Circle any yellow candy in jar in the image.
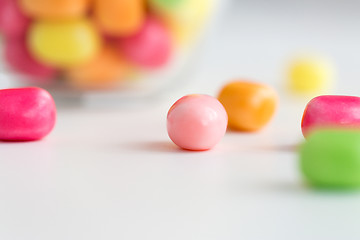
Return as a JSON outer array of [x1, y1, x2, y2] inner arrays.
[[288, 56, 335, 94], [19, 0, 89, 20], [65, 46, 129, 89], [94, 0, 145, 36], [153, 0, 213, 45], [28, 19, 102, 68]]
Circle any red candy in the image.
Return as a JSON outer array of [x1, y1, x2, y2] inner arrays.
[[0, 0, 30, 38], [301, 95, 360, 138], [4, 38, 56, 80], [119, 17, 172, 68], [0, 88, 56, 141]]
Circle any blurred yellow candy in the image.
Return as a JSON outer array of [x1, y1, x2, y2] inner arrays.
[[66, 46, 129, 89], [288, 56, 335, 94], [28, 19, 102, 68], [156, 0, 213, 45]]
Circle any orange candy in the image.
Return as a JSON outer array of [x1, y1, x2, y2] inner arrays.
[[218, 81, 278, 132], [19, 0, 89, 19], [65, 46, 128, 89], [94, 0, 145, 36]]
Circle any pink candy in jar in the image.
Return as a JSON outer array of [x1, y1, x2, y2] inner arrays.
[[301, 95, 360, 138], [0, 0, 30, 38], [167, 94, 228, 151], [4, 38, 56, 80], [119, 16, 172, 68]]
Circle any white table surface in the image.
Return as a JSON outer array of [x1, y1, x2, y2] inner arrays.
[[2, 1, 360, 239], [1, 98, 360, 240]]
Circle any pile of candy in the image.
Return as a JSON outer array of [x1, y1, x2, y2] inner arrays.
[[0, 0, 213, 89]]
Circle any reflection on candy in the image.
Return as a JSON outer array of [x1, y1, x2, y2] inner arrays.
[[288, 56, 335, 94], [0, 87, 56, 141], [4, 38, 56, 80], [300, 129, 360, 188], [28, 19, 101, 67], [0, 0, 30, 38], [167, 94, 228, 151], [119, 17, 172, 68], [218, 81, 277, 132], [66, 46, 128, 89], [94, 0, 145, 36], [301, 95, 360, 138], [19, 0, 89, 19]]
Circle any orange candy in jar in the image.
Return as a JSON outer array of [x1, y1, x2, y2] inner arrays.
[[19, 0, 89, 19], [66, 46, 130, 89], [218, 81, 278, 132], [94, 0, 145, 37]]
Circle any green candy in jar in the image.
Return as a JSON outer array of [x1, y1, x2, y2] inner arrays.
[[150, 0, 185, 11]]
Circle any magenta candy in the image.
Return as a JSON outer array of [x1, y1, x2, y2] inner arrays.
[[301, 95, 360, 138], [167, 94, 228, 151], [0, 0, 30, 38], [119, 17, 172, 68], [4, 38, 56, 80], [0, 88, 56, 141]]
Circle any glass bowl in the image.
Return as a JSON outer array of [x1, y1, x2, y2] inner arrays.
[[0, 0, 228, 106]]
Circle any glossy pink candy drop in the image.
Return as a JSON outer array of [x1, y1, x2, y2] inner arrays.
[[0, 88, 56, 141], [167, 94, 228, 151], [301, 95, 360, 138]]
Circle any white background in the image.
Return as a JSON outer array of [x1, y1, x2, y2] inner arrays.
[[1, 0, 360, 239]]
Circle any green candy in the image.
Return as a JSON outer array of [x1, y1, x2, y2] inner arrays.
[[300, 129, 360, 188], [150, 0, 185, 10]]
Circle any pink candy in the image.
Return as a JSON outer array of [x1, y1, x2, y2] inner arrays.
[[301, 95, 360, 138], [119, 17, 172, 68], [0, 87, 56, 141], [167, 94, 228, 151], [4, 38, 56, 80], [0, 0, 30, 38]]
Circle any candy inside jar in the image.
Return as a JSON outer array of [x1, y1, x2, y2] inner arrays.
[[0, 0, 218, 97]]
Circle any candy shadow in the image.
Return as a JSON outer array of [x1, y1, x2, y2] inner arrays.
[[252, 144, 299, 153], [0, 139, 39, 143], [221, 143, 299, 153], [240, 181, 360, 196], [123, 141, 183, 153]]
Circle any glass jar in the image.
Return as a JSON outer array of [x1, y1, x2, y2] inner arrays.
[[0, 0, 228, 106]]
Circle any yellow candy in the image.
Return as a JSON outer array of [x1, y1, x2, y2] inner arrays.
[[28, 19, 101, 68], [156, 0, 213, 46], [288, 56, 335, 94]]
